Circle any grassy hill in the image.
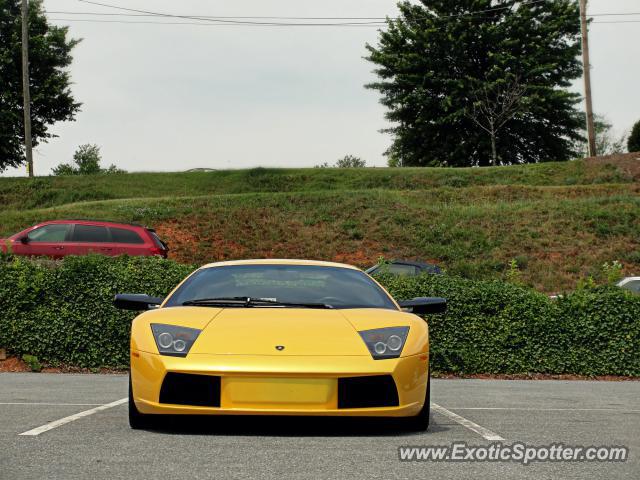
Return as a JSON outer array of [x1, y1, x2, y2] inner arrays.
[[1, 154, 638, 293]]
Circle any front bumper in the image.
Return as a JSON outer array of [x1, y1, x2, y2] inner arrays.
[[131, 350, 428, 417]]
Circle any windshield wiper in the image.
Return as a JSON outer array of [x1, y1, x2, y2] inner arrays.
[[181, 297, 333, 309]]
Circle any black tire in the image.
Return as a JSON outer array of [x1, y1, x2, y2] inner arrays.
[[404, 366, 431, 432], [129, 373, 151, 429]]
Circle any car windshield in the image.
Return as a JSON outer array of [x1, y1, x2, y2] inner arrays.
[[164, 264, 398, 310]]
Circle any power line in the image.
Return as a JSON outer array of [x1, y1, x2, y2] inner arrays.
[[45, 10, 640, 21], [47, 18, 384, 27], [71, 0, 553, 27], [589, 12, 640, 17], [47, 17, 640, 27], [46, 11, 390, 20], [76, 0, 387, 26], [592, 20, 640, 24], [39, 1, 640, 29]]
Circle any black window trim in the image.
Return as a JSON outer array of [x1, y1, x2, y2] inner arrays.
[[148, 230, 168, 250], [68, 223, 112, 244]]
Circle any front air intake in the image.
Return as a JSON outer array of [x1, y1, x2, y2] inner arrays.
[[338, 375, 399, 409], [159, 372, 220, 407]]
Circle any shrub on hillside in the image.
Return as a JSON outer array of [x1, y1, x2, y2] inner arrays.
[[335, 155, 366, 168], [52, 144, 126, 176], [315, 156, 367, 168], [628, 120, 640, 152], [0, 256, 638, 375]]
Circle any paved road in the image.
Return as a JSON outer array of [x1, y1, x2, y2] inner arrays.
[[1, 374, 638, 479]]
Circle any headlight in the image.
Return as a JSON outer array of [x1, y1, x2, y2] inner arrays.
[[150, 324, 201, 357], [359, 327, 409, 360]]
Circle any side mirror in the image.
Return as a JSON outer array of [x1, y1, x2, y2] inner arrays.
[[114, 294, 163, 311], [18, 236, 30, 244], [398, 297, 447, 315]]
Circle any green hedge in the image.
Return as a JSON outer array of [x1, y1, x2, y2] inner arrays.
[[0, 255, 638, 375], [381, 274, 640, 376], [0, 255, 193, 368]]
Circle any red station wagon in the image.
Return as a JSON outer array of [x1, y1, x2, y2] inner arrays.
[[0, 220, 169, 259]]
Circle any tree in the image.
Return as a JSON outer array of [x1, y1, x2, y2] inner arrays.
[[574, 115, 627, 158], [335, 155, 366, 168], [52, 144, 125, 175], [74, 143, 101, 175], [465, 76, 527, 166], [0, 0, 81, 172], [366, 0, 584, 167], [629, 120, 640, 153]]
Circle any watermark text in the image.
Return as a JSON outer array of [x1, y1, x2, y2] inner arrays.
[[398, 442, 628, 465]]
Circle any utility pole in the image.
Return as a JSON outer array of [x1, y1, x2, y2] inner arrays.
[[579, 0, 597, 157], [21, 0, 34, 177]]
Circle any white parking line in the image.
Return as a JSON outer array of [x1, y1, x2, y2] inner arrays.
[[18, 398, 128, 436], [432, 403, 505, 441], [447, 407, 640, 413], [0, 402, 103, 406]]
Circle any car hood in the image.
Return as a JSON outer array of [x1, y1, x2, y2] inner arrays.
[[189, 308, 373, 356]]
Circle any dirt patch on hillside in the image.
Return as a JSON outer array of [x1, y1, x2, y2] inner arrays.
[[155, 217, 391, 268], [0, 357, 30, 372], [155, 221, 199, 251], [155, 219, 246, 264], [584, 151, 640, 181], [332, 241, 386, 266]]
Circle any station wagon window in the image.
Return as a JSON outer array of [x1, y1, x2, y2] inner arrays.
[[27, 224, 70, 242], [370, 264, 418, 276], [71, 225, 110, 243], [386, 264, 419, 276], [110, 227, 144, 244]]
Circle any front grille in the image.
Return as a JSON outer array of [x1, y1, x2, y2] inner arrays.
[[159, 372, 220, 407], [338, 375, 399, 409]]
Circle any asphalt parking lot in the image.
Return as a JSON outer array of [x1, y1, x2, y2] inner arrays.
[[1, 374, 638, 479]]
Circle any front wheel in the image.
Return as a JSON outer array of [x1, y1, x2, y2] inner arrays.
[[129, 373, 151, 429], [404, 366, 430, 432]]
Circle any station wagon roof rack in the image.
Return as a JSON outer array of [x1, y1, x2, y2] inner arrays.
[[52, 219, 151, 229]]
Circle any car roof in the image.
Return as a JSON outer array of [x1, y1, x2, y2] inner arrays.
[[368, 259, 438, 269], [390, 260, 433, 268], [37, 219, 147, 229], [200, 259, 360, 270], [365, 259, 442, 274]]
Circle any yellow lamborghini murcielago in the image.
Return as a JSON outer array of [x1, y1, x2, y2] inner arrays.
[[114, 259, 446, 431]]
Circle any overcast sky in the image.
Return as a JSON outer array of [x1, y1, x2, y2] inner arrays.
[[4, 0, 639, 176]]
